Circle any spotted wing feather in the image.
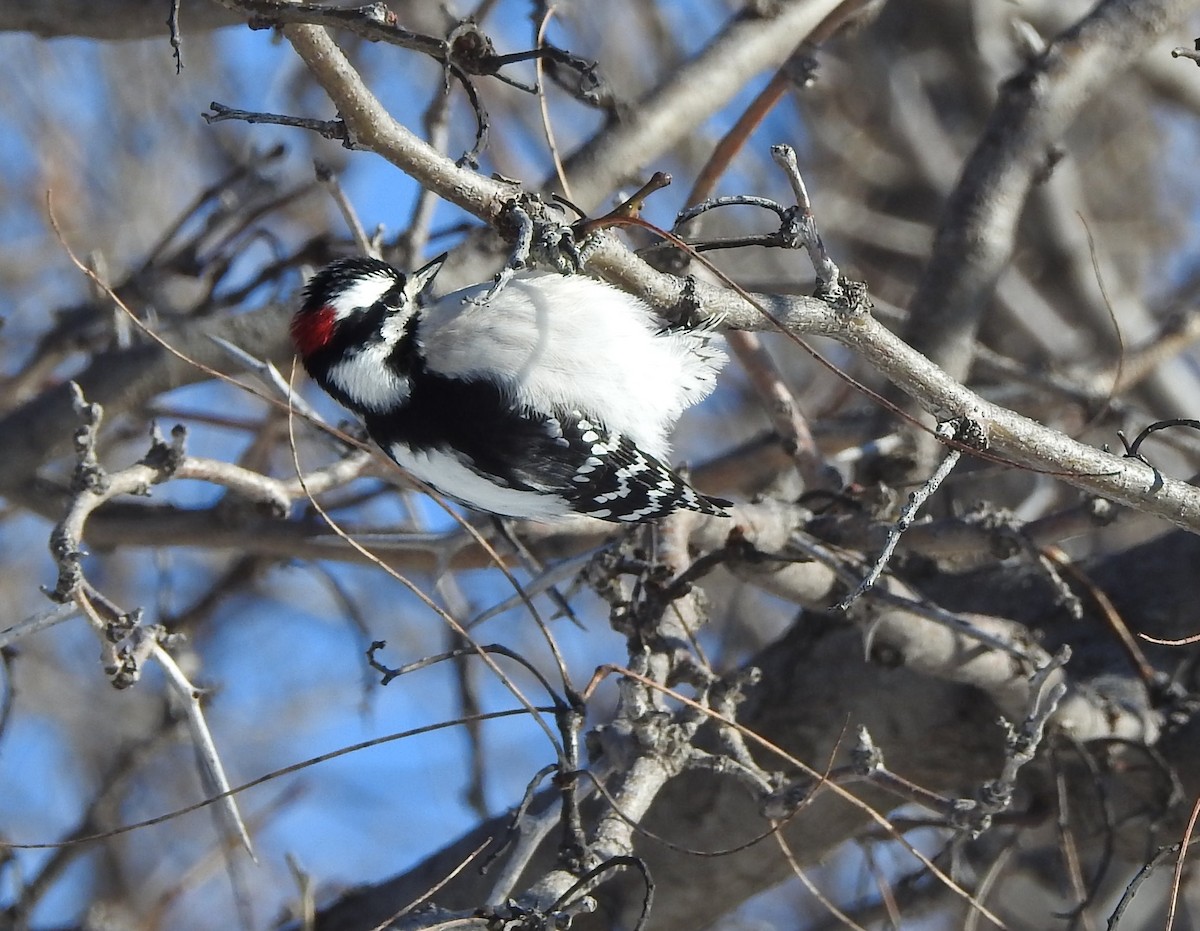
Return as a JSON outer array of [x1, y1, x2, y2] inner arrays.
[[556, 414, 729, 521]]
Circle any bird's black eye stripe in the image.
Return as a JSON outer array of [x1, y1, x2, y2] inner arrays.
[[351, 304, 391, 346], [377, 283, 406, 310]]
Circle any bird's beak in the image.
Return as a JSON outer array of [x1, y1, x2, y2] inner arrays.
[[404, 252, 448, 304]]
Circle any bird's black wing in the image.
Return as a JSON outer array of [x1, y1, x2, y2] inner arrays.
[[363, 373, 727, 521]]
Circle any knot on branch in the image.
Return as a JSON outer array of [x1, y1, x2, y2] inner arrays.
[[949, 797, 992, 837], [999, 715, 1036, 759], [69, 382, 108, 495], [45, 527, 85, 603], [821, 276, 872, 318], [760, 779, 812, 820], [506, 199, 584, 275], [141, 422, 188, 476], [663, 275, 729, 333], [104, 606, 142, 644], [586, 705, 682, 775], [106, 622, 165, 690], [106, 649, 141, 691], [975, 778, 1012, 816], [850, 725, 883, 776], [709, 665, 761, 716], [486, 895, 585, 930], [941, 414, 990, 452], [445, 18, 497, 70]]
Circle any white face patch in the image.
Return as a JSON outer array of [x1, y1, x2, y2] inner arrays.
[[329, 271, 397, 320], [379, 310, 411, 345], [328, 342, 411, 412]]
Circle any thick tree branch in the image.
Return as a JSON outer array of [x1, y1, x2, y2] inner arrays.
[[0, 0, 241, 39], [584, 235, 1200, 537], [905, 0, 1200, 382], [280, 22, 513, 222], [556, 0, 846, 208]]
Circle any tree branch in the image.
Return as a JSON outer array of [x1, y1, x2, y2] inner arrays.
[[905, 0, 1199, 382]]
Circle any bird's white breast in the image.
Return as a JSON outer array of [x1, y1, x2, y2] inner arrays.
[[385, 442, 574, 520]]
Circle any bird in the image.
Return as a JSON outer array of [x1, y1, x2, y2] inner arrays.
[[290, 254, 730, 522]]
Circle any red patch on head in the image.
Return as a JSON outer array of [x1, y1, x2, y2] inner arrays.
[[291, 305, 337, 357]]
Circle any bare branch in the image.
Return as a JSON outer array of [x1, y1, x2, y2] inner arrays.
[[905, 0, 1198, 383]]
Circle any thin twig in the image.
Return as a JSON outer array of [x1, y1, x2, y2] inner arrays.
[[1165, 792, 1200, 931], [535, 5, 572, 201], [836, 420, 963, 610], [770, 143, 841, 297], [204, 102, 354, 146], [0, 603, 78, 650], [373, 837, 494, 930], [1, 708, 548, 850], [153, 640, 255, 858], [314, 161, 373, 255], [167, 0, 184, 73]]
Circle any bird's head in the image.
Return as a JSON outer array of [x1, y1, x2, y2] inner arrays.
[[290, 254, 447, 363]]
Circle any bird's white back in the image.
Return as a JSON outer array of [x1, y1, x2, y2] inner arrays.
[[418, 274, 724, 457]]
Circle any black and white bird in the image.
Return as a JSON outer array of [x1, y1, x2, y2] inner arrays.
[[291, 254, 729, 522]]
